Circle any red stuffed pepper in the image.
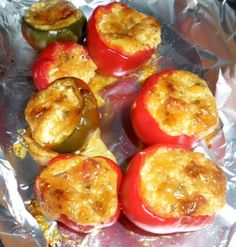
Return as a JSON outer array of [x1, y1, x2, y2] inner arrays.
[[86, 2, 161, 76], [131, 70, 219, 148], [25, 77, 100, 153], [35, 154, 122, 233], [119, 144, 226, 234], [33, 41, 97, 90]]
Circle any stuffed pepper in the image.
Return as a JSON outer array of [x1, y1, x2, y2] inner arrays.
[[119, 144, 226, 234], [86, 2, 161, 76], [35, 154, 122, 233], [131, 70, 219, 147], [33, 41, 97, 90], [22, 0, 86, 51], [25, 77, 100, 153]]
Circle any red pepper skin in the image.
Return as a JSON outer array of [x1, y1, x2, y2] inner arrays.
[[35, 154, 123, 233], [32, 41, 92, 90], [86, 2, 155, 77], [119, 144, 214, 234], [131, 70, 196, 148]]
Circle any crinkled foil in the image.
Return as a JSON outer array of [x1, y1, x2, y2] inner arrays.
[[0, 0, 236, 246]]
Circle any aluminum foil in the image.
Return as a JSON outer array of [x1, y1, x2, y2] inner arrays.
[[0, 0, 236, 246]]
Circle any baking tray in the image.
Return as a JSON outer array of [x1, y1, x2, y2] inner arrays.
[[0, 0, 236, 246]]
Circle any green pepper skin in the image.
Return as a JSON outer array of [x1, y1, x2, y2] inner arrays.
[[25, 77, 100, 154], [51, 89, 100, 154], [21, 16, 86, 51]]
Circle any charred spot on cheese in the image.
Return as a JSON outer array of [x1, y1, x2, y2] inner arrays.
[[36, 156, 118, 225], [25, 78, 86, 147], [47, 45, 97, 84], [147, 71, 219, 137], [140, 147, 226, 217], [96, 3, 161, 55], [24, 0, 84, 31]]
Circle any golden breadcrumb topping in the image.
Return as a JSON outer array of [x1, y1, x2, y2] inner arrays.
[[47, 44, 97, 84], [97, 3, 161, 55], [23, 128, 116, 166], [147, 71, 219, 137], [136, 55, 159, 83], [37, 156, 118, 225], [89, 72, 117, 95], [78, 128, 117, 163], [24, 0, 83, 30], [25, 78, 84, 147], [140, 147, 226, 217], [88, 72, 117, 107]]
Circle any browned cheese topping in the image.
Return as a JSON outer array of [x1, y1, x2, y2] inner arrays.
[[97, 3, 161, 55], [37, 156, 118, 225], [25, 78, 84, 147], [147, 71, 219, 137], [24, 0, 83, 30], [140, 147, 226, 217], [47, 45, 97, 84]]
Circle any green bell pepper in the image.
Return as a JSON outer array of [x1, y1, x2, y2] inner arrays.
[[21, 0, 86, 51]]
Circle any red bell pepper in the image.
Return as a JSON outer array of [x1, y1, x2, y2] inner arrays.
[[33, 41, 97, 90], [35, 154, 123, 233], [119, 144, 226, 234], [86, 2, 161, 76], [131, 70, 219, 148]]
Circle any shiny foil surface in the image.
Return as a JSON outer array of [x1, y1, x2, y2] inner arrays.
[[0, 0, 236, 246]]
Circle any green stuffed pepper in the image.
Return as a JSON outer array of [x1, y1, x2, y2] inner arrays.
[[22, 0, 86, 51]]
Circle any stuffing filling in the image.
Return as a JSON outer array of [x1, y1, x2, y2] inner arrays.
[[140, 147, 226, 217]]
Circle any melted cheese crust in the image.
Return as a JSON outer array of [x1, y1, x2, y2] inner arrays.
[[78, 128, 117, 163], [97, 3, 161, 55], [37, 156, 118, 225], [47, 45, 97, 84], [23, 128, 116, 166], [24, 0, 83, 30], [23, 133, 58, 166], [140, 147, 226, 217], [88, 72, 117, 107], [147, 71, 219, 137], [89, 72, 117, 95], [25, 78, 84, 147]]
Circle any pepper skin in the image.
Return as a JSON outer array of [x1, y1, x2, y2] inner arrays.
[[22, 0, 86, 51], [86, 2, 161, 76], [32, 41, 97, 90], [25, 77, 100, 153], [35, 154, 123, 233], [119, 144, 226, 234], [131, 70, 219, 148]]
